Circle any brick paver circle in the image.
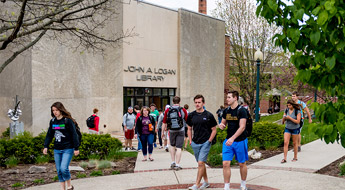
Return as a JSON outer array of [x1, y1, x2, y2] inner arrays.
[[128, 183, 278, 190]]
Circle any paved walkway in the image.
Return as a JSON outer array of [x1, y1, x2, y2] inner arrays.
[[25, 139, 345, 190]]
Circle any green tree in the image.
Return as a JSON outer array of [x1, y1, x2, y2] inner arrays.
[[0, 0, 134, 74], [213, 0, 288, 116], [256, 0, 345, 147]]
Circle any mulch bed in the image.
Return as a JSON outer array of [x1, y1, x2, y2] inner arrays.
[[316, 155, 345, 179], [0, 157, 136, 190]]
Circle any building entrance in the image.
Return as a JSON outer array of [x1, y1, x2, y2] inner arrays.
[[123, 87, 176, 113]]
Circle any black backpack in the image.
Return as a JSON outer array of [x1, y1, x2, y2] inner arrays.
[[167, 107, 184, 130], [51, 117, 82, 145], [86, 115, 96, 128], [225, 106, 252, 137]]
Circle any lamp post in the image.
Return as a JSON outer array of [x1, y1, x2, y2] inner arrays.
[[254, 49, 263, 122]]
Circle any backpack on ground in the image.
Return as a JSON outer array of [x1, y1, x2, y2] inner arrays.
[[167, 107, 184, 130], [86, 115, 96, 128], [235, 106, 253, 137]]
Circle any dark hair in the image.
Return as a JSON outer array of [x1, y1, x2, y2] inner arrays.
[[193, 94, 205, 103], [292, 91, 298, 96], [93, 108, 98, 114], [51, 102, 77, 124], [173, 96, 180, 104], [228, 90, 239, 101], [158, 108, 162, 112], [220, 105, 225, 109], [287, 99, 301, 110], [134, 105, 140, 111], [150, 103, 156, 107], [184, 104, 189, 110]]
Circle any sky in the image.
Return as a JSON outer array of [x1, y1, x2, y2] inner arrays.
[[143, 0, 218, 15]]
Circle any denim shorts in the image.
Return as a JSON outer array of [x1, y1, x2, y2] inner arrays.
[[191, 140, 211, 162], [222, 138, 248, 163], [284, 128, 300, 135]]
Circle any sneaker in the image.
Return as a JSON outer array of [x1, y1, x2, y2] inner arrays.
[[130, 147, 136, 150], [174, 165, 182, 171], [170, 163, 176, 169], [124, 147, 128, 151], [298, 146, 301, 152], [165, 147, 169, 152], [159, 146, 163, 149], [188, 184, 198, 190], [137, 149, 142, 152], [200, 182, 210, 189], [239, 187, 247, 190]]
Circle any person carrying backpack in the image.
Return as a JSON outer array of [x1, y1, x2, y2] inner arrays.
[[162, 96, 188, 170], [216, 105, 225, 124], [86, 108, 100, 134], [123, 106, 137, 150], [281, 99, 302, 164], [219, 91, 249, 190], [43, 102, 80, 190]]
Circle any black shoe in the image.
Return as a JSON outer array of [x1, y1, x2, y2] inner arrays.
[[130, 147, 136, 150], [125, 147, 128, 151]]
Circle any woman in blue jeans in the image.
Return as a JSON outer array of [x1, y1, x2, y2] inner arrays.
[[43, 102, 80, 190], [135, 106, 156, 161]]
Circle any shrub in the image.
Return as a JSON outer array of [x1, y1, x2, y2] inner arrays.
[[216, 127, 227, 143], [12, 182, 24, 187], [97, 160, 112, 170], [263, 140, 281, 150], [90, 170, 103, 177], [248, 121, 284, 149], [207, 154, 222, 167], [1, 127, 10, 139], [0, 132, 122, 165], [5, 156, 19, 168], [33, 179, 45, 184], [340, 162, 345, 176], [76, 172, 87, 178], [209, 142, 223, 155], [88, 153, 101, 160], [112, 170, 120, 175], [52, 176, 59, 181], [35, 155, 50, 164], [79, 161, 88, 169]]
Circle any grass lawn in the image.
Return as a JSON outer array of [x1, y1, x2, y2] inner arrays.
[[259, 111, 284, 122]]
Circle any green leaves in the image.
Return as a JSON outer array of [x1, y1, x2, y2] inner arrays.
[[312, 6, 321, 15], [268, 0, 278, 12], [326, 56, 336, 70], [295, 9, 304, 20], [310, 31, 321, 46], [287, 28, 301, 44], [317, 10, 328, 25]]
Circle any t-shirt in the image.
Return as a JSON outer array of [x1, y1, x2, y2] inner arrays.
[[157, 113, 164, 129], [123, 113, 136, 130], [297, 100, 307, 119], [141, 116, 151, 135], [187, 110, 217, 144], [222, 105, 247, 142], [285, 109, 301, 129]]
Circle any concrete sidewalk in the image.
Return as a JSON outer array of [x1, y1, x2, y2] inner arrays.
[[25, 140, 345, 190]]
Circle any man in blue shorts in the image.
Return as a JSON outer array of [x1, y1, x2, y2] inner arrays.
[[187, 94, 217, 190], [219, 91, 248, 190]]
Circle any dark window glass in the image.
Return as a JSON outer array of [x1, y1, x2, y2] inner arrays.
[[127, 88, 134, 96], [153, 88, 161, 96], [169, 89, 175, 96], [162, 89, 168, 96], [136, 88, 144, 96]]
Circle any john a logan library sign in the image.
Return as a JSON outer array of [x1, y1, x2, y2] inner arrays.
[[124, 65, 176, 81]]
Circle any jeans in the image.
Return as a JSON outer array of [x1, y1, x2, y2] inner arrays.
[[139, 133, 154, 156], [157, 128, 163, 146], [191, 140, 211, 162], [54, 149, 74, 182], [137, 132, 142, 150]]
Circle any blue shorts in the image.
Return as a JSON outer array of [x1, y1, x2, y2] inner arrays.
[[191, 140, 211, 162], [284, 128, 300, 135], [222, 138, 248, 163]]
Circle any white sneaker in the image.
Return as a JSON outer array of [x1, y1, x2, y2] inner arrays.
[[224, 187, 230, 190], [200, 182, 210, 189], [188, 184, 198, 190]]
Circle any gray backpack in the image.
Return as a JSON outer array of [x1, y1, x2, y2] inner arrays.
[[167, 107, 183, 130]]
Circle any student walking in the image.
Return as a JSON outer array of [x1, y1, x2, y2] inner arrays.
[[123, 106, 137, 150], [157, 108, 164, 149], [219, 91, 249, 190], [135, 106, 156, 161], [291, 91, 312, 151], [282, 99, 302, 163], [43, 102, 80, 190], [86, 108, 99, 134], [183, 104, 190, 150], [134, 105, 142, 151], [216, 105, 225, 124], [150, 103, 159, 148], [187, 94, 217, 190], [162, 96, 188, 170]]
